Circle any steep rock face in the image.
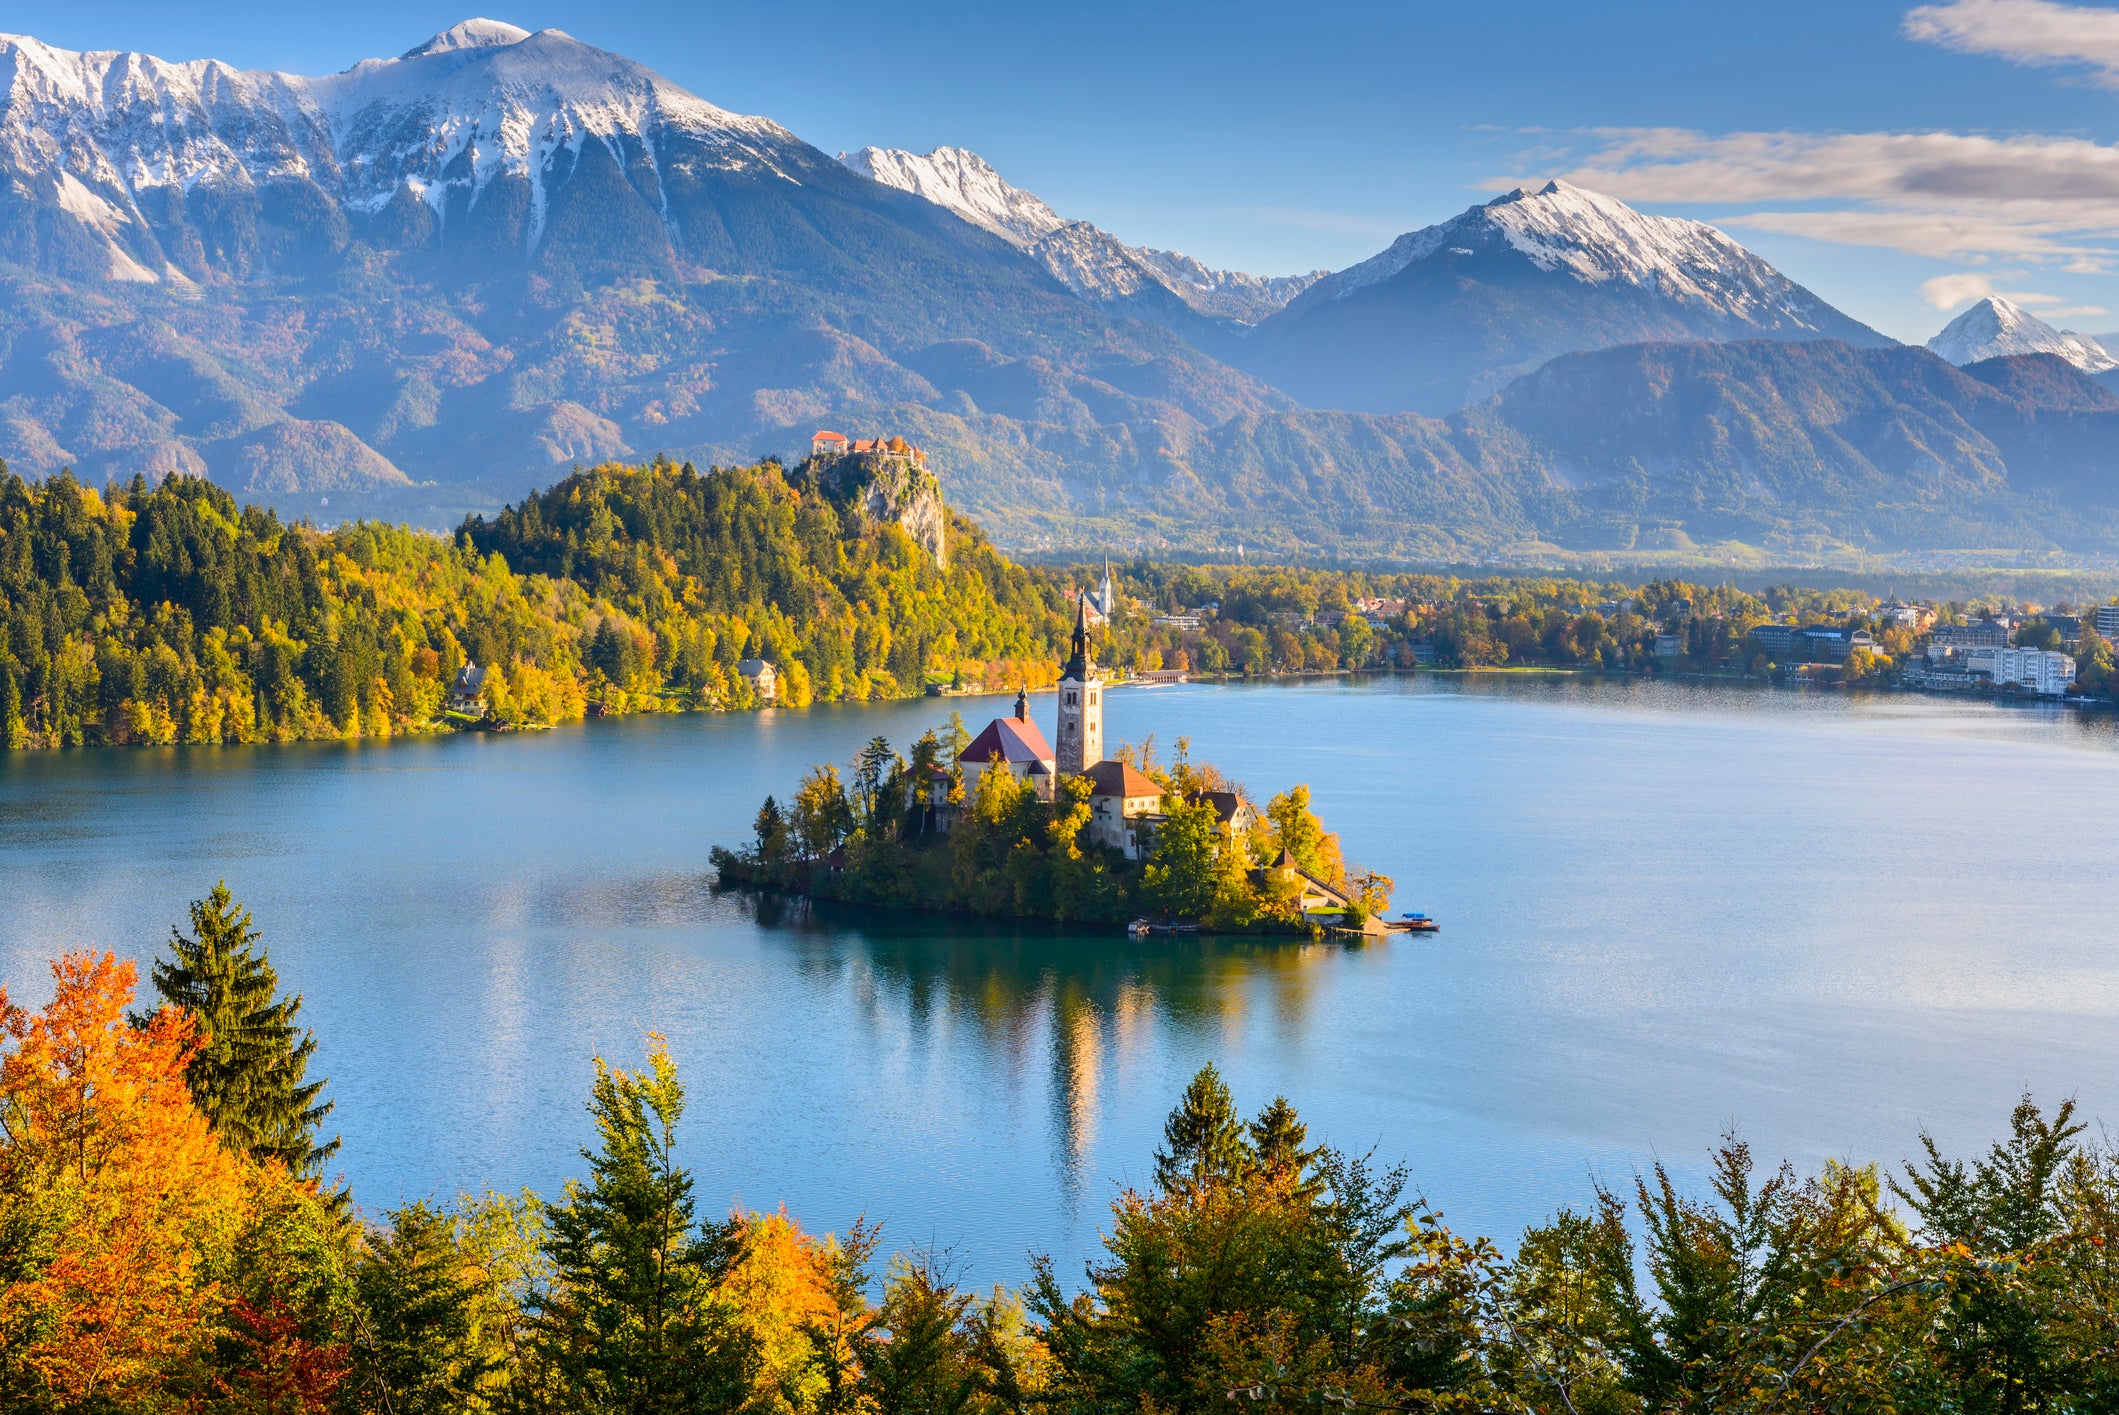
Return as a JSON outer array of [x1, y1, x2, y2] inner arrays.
[[840, 145, 1323, 326], [1237, 181, 1892, 416], [811, 449, 949, 567], [1927, 296, 2116, 373]]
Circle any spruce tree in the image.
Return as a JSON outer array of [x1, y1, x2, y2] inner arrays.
[[354, 1202, 495, 1415], [149, 882, 338, 1177], [537, 1039, 722, 1412], [1153, 1064, 1253, 1193]]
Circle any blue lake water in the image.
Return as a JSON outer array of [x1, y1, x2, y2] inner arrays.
[[4, 675, 2118, 1286]]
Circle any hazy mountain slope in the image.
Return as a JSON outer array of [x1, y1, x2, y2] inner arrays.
[[1927, 296, 2116, 373], [1236, 181, 1892, 416], [841, 145, 1323, 326]]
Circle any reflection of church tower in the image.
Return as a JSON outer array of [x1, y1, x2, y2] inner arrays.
[[1056, 596, 1103, 776]]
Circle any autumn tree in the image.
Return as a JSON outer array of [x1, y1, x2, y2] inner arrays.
[[145, 882, 338, 1179]]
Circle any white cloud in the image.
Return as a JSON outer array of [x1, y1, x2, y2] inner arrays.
[[1905, 0, 2119, 85], [2045, 303, 2112, 315], [1921, 272, 1997, 307], [1495, 126, 2119, 263]]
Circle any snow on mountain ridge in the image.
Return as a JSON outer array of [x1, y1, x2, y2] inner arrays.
[[0, 21, 800, 275], [1308, 179, 1815, 326], [1926, 296, 2117, 373], [840, 144, 1322, 324], [839, 146, 1064, 246]]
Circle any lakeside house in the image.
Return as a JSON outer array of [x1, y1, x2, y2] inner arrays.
[[1933, 621, 2011, 650], [448, 662, 489, 715], [738, 658, 778, 703]]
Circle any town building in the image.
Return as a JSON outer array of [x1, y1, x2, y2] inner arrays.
[[1977, 647, 2076, 696], [738, 658, 777, 703], [2095, 605, 2119, 639], [1933, 621, 2011, 649], [1653, 634, 1685, 658], [1751, 624, 1797, 657], [956, 690, 1057, 801], [1795, 626, 1879, 662]]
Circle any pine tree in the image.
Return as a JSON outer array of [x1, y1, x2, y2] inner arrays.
[[1153, 1063, 1253, 1193], [148, 882, 337, 1177], [536, 1038, 722, 1412], [1249, 1096, 1322, 1189], [353, 1202, 495, 1415]]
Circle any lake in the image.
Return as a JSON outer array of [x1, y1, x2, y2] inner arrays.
[[4, 674, 2118, 1286]]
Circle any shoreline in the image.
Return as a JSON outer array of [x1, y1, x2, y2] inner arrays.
[[3, 665, 2104, 761]]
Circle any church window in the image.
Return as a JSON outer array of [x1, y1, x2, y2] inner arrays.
[[1066, 691, 1077, 705]]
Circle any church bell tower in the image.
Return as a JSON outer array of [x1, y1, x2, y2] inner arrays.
[[1055, 596, 1103, 776]]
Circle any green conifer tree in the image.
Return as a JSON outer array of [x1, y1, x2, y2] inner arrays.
[[148, 882, 338, 1177], [354, 1201, 496, 1415], [1153, 1063, 1253, 1193], [536, 1039, 724, 1411]]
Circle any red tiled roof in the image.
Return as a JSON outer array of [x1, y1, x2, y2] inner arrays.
[[812, 430, 849, 443], [1084, 760, 1162, 798], [958, 714, 1055, 766]]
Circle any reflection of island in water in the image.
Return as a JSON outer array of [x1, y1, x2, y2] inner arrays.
[[730, 890, 1347, 1202]]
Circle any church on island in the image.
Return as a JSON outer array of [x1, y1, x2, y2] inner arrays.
[[943, 599, 1166, 859]]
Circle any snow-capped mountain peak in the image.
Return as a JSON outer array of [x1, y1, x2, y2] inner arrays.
[[1926, 296, 2116, 373], [840, 144, 1322, 324], [0, 21, 802, 280], [1304, 179, 1820, 327], [401, 18, 533, 58]]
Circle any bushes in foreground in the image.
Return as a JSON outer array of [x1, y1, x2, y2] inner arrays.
[[6, 891, 2119, 1411]]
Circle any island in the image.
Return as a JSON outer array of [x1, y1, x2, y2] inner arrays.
[[712, 601, 1396, 934]]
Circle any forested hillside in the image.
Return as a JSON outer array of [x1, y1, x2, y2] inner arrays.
[[0, 460, 1071, 749]]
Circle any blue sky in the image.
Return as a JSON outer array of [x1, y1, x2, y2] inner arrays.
[[11, 0, 2119, 342]]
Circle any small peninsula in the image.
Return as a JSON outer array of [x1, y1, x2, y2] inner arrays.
[[712, 601, 1395, 933]]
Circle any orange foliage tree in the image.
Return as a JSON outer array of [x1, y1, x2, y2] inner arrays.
[[0, 951, 348, 1413]]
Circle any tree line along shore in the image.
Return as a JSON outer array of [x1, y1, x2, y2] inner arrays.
[[5, 885, 2118, 1411], [8, 456, 2113, 752]]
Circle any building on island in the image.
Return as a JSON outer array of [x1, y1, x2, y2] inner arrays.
[[1254, 848, 1354, 918], [1055, 599, 1104, 777], [939, 597, 1171, 860], [738, 658, 778, 703], [957, 690, 1057, 802], [448, 662, 489, 716], [1084, 761, 1164, 859], [1189, 790, 1258, 835]]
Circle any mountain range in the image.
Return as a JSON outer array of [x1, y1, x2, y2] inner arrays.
[[0, 19, 2115, 565]]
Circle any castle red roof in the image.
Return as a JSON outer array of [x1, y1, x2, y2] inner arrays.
[[812, 430, 849, 444]]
